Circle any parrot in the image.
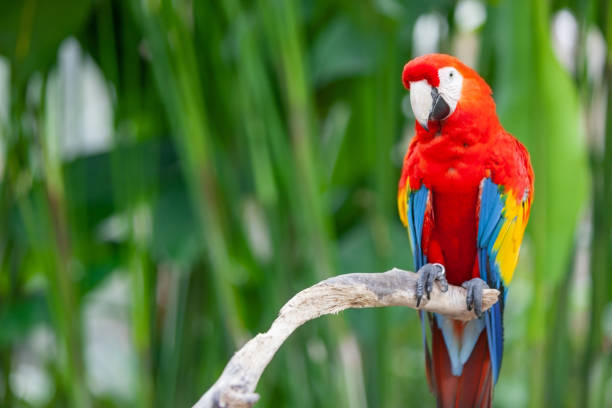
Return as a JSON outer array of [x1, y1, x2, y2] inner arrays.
[[397, 54, 534, 407]]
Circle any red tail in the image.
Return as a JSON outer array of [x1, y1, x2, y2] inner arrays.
[[427, 321, 493, 408]]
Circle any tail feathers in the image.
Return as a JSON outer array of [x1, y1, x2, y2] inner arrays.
[[428, 322, 493, 408]]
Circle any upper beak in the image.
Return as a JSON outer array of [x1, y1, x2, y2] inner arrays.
[[409, 80, 451, 132]]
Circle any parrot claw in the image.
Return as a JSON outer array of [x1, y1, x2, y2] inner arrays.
[[461, 278, 489, 317], [415, 263, 448, 308]]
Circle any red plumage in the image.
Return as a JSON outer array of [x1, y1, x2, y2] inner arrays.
[[431, 323, 492, 407], [398, 54, 534, 407]]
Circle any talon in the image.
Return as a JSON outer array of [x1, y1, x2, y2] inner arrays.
[[461, 278, 489, 317], [434, 264, 449, 292], [465, 287, 473, 310], [415, 263, 447, 307], [416, 278, 424, 307]]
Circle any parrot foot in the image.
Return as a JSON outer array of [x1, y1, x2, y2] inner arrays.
[[415, 263, 448, 307], [461, 278, 490, 318]]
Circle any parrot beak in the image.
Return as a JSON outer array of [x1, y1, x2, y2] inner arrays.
[[429, 87, 451, 122], [409, 80, 452, 132], [409, 80, 433, 131]]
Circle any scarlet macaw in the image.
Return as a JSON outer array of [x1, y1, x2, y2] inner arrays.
[[398, 54, 533, 407]]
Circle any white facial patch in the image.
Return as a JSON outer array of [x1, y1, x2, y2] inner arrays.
[[409, 79, 433, 128], [437, 67, 463, 117]]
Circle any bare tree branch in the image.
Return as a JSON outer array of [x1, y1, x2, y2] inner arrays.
[[192, 268, 500, 408]]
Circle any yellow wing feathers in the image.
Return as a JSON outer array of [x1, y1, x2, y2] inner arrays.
[[398, 184, 409, 227], [492, 190, 531, 285]]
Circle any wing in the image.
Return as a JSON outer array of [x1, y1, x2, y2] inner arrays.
[[399, 176, 437, 389], [398, 181, 432, 270], [477, 177, 532, 383]]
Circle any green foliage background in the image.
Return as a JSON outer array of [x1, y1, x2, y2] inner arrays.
[[0, 0, 610, 407]]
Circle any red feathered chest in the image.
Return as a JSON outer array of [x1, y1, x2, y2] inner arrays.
[[402, 122, 524, 284]]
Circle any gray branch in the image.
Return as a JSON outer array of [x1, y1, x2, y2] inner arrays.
[[192, 268, 500, 408]]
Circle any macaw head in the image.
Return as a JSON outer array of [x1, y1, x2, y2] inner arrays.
[[402, 53, 495, 133]]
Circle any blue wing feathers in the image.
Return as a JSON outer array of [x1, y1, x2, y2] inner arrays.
[[478, 179, 504, 248], [477, 178, 508, 383], [485, 302, 503, 382], [409, 185, 429, 270], [408, 186, 430, 352]]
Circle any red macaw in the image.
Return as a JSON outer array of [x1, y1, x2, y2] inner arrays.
[[397, 54, 534, 407]]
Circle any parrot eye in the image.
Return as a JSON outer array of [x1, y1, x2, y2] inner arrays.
[[436, 66, 464, 118]]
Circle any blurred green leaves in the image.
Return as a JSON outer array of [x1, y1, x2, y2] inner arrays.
[[492, 0, 591, 404], [0, 0, 94, 84], [311, 18, 378, 86], [0, 0, 610, 407]]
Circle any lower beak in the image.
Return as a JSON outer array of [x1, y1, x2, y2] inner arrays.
[[429, 88, 451, 122]]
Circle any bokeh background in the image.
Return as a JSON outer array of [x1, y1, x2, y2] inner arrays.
[[0, 0, 611, 407]]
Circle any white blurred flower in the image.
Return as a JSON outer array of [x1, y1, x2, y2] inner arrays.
[[47, 38, 114, 161], [551, 9, 578, 73], [242, 198, 272, 262], [455, 0, 486, 32], [586, 26, 607, 83], [84, 272, 137, 401], [413, 13, 448, 57]]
